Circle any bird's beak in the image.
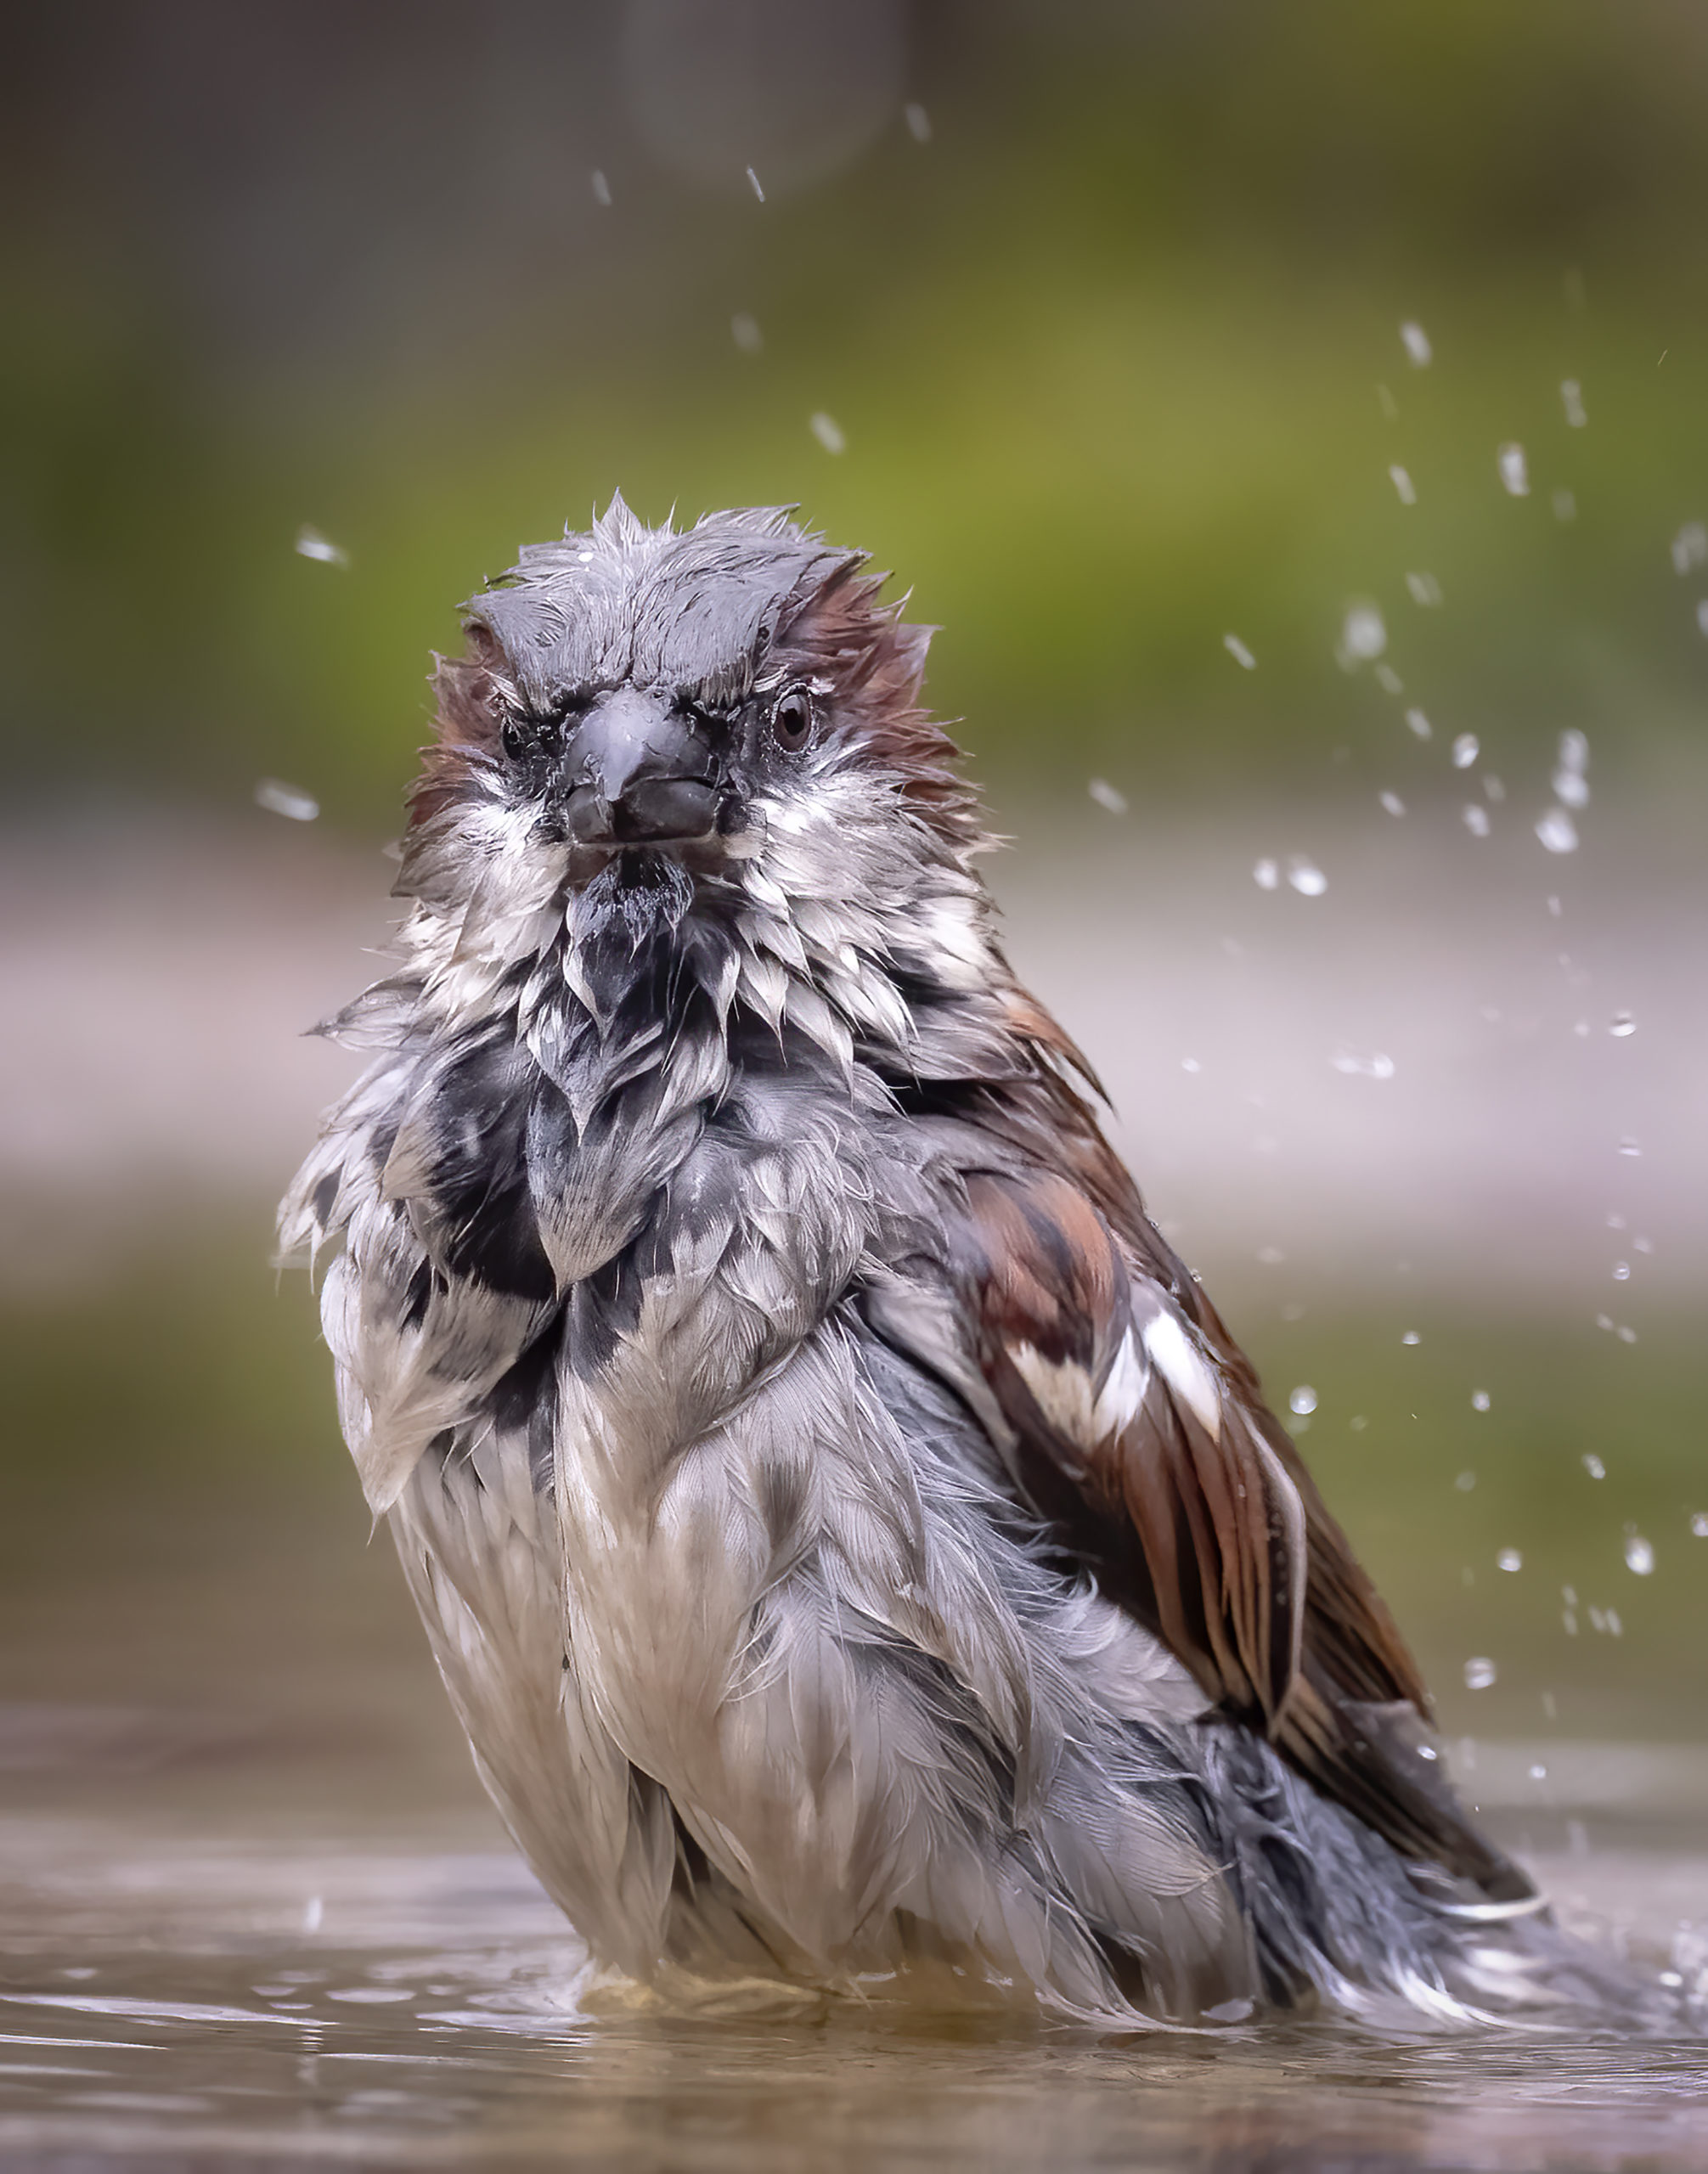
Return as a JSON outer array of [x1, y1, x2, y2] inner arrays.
[[559, 690, 720, 847]]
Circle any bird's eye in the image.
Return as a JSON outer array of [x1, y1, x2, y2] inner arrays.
[[770, 689, 815, 752], [499, 714, 528, 762]]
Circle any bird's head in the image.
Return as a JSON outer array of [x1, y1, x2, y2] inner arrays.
[[402, 499, 978, 957]]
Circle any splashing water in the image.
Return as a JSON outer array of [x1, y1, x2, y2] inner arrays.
[[294, 525, 348, 567], [1616, 1137, 1641, 1157], [809, 412, 846, 454], [1087, 778, 1128, 815], [1553, 488, 1577, 522], [1253, 858, 1279, 891], [254, 780, 319, 822], [746, 166, 765, 201], [1399, 321, 1433, 367], [731, 313, 764, 353], [1671, 521, 1706, 575], [1463, 1657, 1497, 1691], [1404, 707, 1432, 741], [1223, 633, 1256, 669], [1389, 465, 1417, 506], [1625, 1534, 1655, 1577], [1463, 804, 1491, 837], [1378, 791, 1406, 817], [590, 169, 612, 206], [1497, 443, 1530, 498], [1339, 601, 1387, 662], [1405, 570, 1442, 606], [1288, 1386, 1317, 1416], [1472, 1391, 1491, 1412], [1536, 808, 1579, 854], [1452, 733, 1480, 769], [1286, 857, 1328, 897], [1583, 1454, 1607, 1480], [904, 103, 932, 143], [1561, 379, 1587, 428], [1497, 1548, 1521, 1572], [1331, 1048, 1395, 1079]]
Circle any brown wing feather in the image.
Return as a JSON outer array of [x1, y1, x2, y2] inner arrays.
[[938, 1049, 1533, 1903]]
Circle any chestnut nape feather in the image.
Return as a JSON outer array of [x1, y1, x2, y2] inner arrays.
[[278, 498, 1676, 2033]]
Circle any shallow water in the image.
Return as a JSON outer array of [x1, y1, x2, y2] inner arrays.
[[4, 1805, 1708, 2171]]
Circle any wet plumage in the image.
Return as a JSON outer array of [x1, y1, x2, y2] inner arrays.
[[281, 499, 1673, 2028]]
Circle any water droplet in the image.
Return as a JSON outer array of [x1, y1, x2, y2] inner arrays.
[[1330, 1047, 1395, 1079], [809, 412, 846, 454], [1087, 776, 1127, 815], [1535, 808, 1578, 854], [1497, 1547, 1522, 1573], [1472, 1390, 1491, 1412], [1404, 707, 1432, 741], [1552, 488, 1577, 522], [1378, 790, 1406, 817], [1287, 857, 1328, 897], [254, 779, 319, 822], [1553, 768, 1590, 808], [1256, 1246, 1285, 1265], [1547, 894, 1562, 916], [731, 312, 764, 354], [904, 102, 932, 144], [1497, 443, 1530, 497], [590, 168, 612, 206], [1633, 1235, 1653, 1254], [1609, 1012, 1634, 1037], [1691, 1513, 1708, 1538], [1389, 465, 1418, 506], [1339, 601, 1387, 662], [1612, 1261, 1631, 1281], [295, 525, 348, 567], [1377, 383, 1398, 419], [1560, 379, 1587, 429], [1484, 775, 1506, 803], [1451, 733, 1480, 769], [1289, 1386, 1317, 1416], [1463, 803, 1491, 837], [1625, 1533, 1655, 1576], [746, 166, 766, 201], [1181, 1056, 1200, 1073], [1223, 632, 1256, 669], [1373, 663, 1403, 695], [1697, 600, 1708, 638], [1350, 1414, 1367, 1432], [1616, 1324, 1638, 1344], [1581, 1454, 1605, 1479], [1253, 858, 1279, 891], [1401, 1331, 1421, 1346], [303, 1895, 324, 1933], [1455, 1470, 1476, 1491], [1405, 571, 1442, 607], [1616, 1136, 1641, 1157], [1529, 1762, 1548, 1783], [1671, 521, 1707, 576], [1463, 1657, 1497, 1691], [1399, 321, 1433, 368]]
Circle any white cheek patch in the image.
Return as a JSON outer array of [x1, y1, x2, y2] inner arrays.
[[1141, 1310, 1223, 1439]]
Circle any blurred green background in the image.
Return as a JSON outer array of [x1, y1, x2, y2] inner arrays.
[[2, 1, 1705, 1832]]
